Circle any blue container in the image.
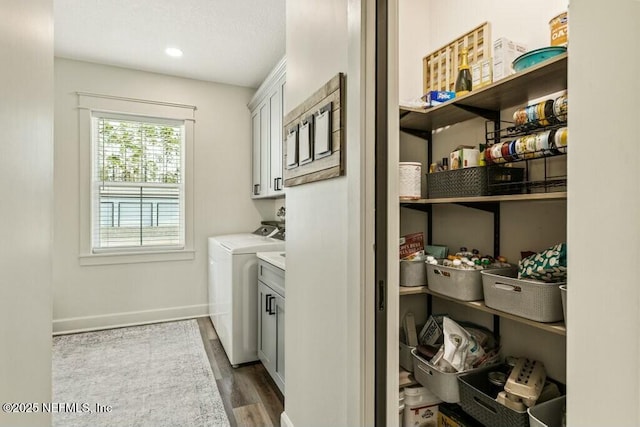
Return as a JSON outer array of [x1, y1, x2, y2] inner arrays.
[[512, 46, 567, 72]]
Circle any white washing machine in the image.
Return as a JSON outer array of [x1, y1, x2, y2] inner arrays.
[[208, 225, 285, 366]]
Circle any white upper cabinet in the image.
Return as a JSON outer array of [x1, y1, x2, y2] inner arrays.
[[248, 57, 286, 199]]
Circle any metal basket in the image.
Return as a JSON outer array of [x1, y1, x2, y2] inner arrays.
[[427, 166, 524, 198]]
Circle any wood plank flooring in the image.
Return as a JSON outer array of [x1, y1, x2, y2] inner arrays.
[[197, 317, 284, 427]]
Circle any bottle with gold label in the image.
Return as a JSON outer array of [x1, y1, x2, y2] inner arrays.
[[455, 48, 472, 96]]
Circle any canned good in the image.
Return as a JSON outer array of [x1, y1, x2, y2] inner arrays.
[[544, 99, 557, 125], [524, 135, 537, 159], [535, 131, 551, 157], [501, 141, 512, 162], [550, 11, 568, 47], [513, 108, 527, 126], [515, 138, 527, 157], [554, 94, 568, 122], [555, 127, 568, 153], [485, 146, 494, 164], [491, 144, 504, 163]]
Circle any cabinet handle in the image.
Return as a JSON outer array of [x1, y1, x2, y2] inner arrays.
[[254, 184, 260, 195], [268, 296, 276, 315], [276, 177, 283, 190], [273, 178, 278, 191], [265, 293, 272, 312]]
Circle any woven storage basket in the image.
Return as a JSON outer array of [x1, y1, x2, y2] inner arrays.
[[427, 166, 524, 198], [458, 365, 530, 427], [412, 348, 469, 403], [481, 271, 565, 322], [427, 264, 514, 301], [528, 395, 566, 427]]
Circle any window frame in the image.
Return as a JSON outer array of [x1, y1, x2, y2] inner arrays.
[[77, 93, 196, 266]]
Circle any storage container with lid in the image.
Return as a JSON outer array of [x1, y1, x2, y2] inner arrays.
[[403, 385, 441, 427]]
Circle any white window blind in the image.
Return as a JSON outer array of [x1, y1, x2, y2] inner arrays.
[[92, 114, 185, 251]]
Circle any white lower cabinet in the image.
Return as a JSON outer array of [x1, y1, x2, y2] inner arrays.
[[257, 261, 285, 393]]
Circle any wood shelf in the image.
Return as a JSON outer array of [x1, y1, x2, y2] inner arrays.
[[400, 53, 567, 133], [400, 191, 567, 207], [399, 368, 418, 388], [400, 285, 566, 336], [399, 285, 429, 296]]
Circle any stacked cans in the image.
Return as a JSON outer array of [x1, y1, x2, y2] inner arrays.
[[486, 127, 568, 164], [512, 94, 568, 128]]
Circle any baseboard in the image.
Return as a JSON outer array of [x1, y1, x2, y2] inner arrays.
[[52, 304, 209, 335], [281, 411, 294, 427]]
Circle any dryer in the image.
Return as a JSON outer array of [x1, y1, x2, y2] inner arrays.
[[208, 225, 285, 366]]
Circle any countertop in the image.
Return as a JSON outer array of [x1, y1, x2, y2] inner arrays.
[[257, 251, 285, 271]]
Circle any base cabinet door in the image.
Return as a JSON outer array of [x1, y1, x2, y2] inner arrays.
[[274, 294, 285, 389], [258, 281, 277, 371]]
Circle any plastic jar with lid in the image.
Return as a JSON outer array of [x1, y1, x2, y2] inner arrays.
[[403, 386, 441, 427]]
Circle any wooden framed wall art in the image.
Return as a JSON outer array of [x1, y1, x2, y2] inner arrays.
[[283, 73, 345, 187]]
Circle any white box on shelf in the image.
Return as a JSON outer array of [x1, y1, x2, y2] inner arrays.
[[492, 37, 527, 82]]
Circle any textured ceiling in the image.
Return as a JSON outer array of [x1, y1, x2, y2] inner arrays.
[[54, 0, 286, 88]]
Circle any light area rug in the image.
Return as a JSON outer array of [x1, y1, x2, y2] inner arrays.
[[53, 320, 230, 427]]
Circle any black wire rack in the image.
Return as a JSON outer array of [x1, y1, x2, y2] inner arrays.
[[484, 120, 567, 194]]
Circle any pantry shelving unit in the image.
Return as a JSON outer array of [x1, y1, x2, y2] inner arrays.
[[399, 53, 568, 342]]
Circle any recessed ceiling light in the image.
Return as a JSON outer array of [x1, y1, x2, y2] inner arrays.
[[165, 47, 183, 58]]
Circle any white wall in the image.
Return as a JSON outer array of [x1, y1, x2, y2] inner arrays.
[[568, 1, 640, 425], [53, 58, 276, 332], [0, 1, 53, 426], [399, 0, 567, 100], [398, 0, 570, 382], [284, 0, 371, 426]]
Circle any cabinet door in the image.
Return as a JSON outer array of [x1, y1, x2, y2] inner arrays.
[[268, 76, 285, 195], [251, 110, 262, 197], [275, 294, 285, 389], [259, 101, 271, 197], [257, 281, 277, 370]]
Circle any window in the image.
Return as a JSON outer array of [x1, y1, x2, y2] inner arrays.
[[78, 93, 195, 265], [92, 114, 184, 251]]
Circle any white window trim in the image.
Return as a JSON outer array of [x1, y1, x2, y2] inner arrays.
[[78, 92, 196, 266]]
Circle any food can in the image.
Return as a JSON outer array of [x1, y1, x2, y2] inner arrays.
[[513, 108, 527, 126], [399, 162, 422, 200], [554, 94, 568, 122], [501, 141, 512, 162], [544, 99, 557, 124], [515, 138, 527, 157], [535, 131, 551, 157], [548, 129, 560, 154], [485, 146, 494, 164], [550, 11, 568, 47], [524, 135, 537, 159], [490, 144, 503, 163], [555, 127, 568, 153]]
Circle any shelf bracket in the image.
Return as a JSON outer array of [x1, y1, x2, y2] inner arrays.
[[400, 203, 431, 213], [493, 314, 501, 339], [456, 201, 498, 213], [451, 103, 500, 122]]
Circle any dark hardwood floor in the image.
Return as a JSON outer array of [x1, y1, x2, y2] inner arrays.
[[196, 317, 284, 427]]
